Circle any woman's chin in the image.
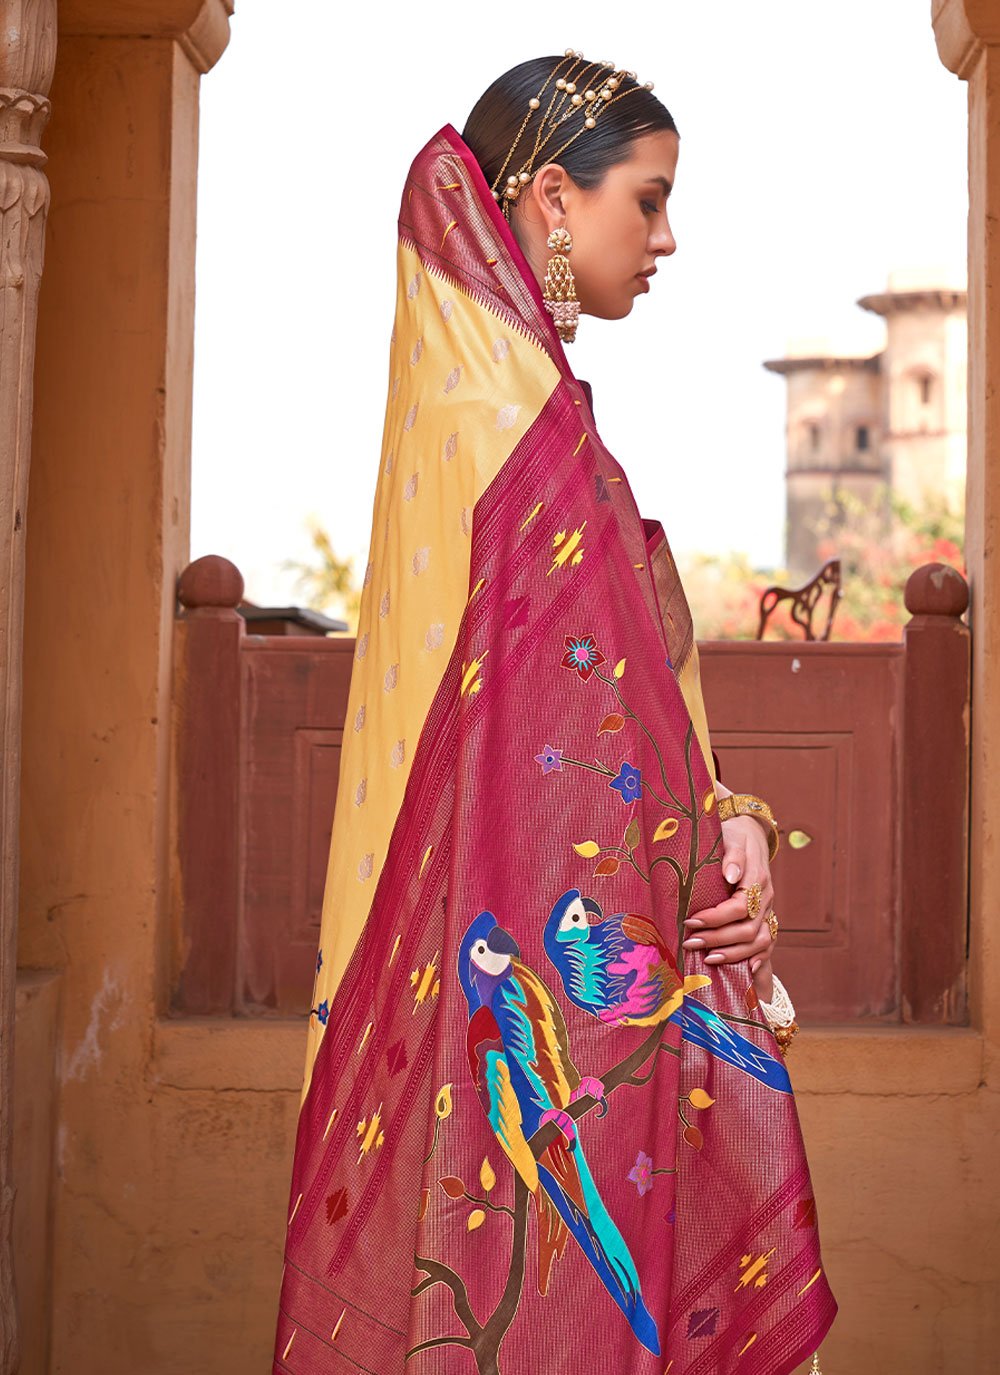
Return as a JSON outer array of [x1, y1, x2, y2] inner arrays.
[[582, 298, 636, 322]]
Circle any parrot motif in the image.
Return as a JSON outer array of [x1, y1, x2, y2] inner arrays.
[[543, 888, 793, 1095], [458, 910, 661, 1356]]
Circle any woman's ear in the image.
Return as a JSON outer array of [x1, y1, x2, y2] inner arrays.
[[527, 162, 571, 235]]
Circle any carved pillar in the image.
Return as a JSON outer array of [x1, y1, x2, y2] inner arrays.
[[0, 3, 57, 1369], [932, 0, 1000, 1037]]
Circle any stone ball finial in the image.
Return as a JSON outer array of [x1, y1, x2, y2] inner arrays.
[[904, 561, 969, 618], [177, 555, 244, 609]]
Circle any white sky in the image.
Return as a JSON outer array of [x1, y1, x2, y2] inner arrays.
[[191, 1, 968, 607]]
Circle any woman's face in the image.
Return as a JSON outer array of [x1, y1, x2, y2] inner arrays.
[[516, 128, 680, 322]]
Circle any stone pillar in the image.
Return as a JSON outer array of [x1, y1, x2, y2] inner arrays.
[[932, 0, 1000, 1041], [0, 3, 57, 1369]]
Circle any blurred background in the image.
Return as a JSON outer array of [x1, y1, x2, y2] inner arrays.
[[191, 0, 968, 640]]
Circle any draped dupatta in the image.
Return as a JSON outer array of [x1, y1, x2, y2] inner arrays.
[[275, 124, 836, 1374]]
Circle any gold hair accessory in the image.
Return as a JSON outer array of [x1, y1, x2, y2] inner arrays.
[[490, 48, 657, 219], [717, 791, 780, 862], [765, 908, 779, 941], [542, 226, 579, 343]]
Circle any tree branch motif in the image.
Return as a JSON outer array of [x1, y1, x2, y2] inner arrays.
[[407, 1022, 677, 1373]]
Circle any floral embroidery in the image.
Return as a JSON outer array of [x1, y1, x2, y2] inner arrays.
[[315, 999, 330, 1026], [610, 761, 642, 804], [628, 1151, 654, 1197], [534, 744, 563, 775], [561, 634, 606, 681]]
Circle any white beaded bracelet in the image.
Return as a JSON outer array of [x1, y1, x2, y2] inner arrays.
[[757, 972, 796, 1029]]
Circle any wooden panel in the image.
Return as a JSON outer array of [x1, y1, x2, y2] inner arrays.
[[700, 642, 903, 1022], [239, 638, 353, 1013]]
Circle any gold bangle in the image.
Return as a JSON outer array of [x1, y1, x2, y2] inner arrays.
[[716, 792, 780, 862]]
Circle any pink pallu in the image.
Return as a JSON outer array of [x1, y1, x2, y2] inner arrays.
[[274, 124, 836, 1374]]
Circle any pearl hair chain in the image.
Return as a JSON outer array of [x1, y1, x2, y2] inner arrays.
[[490, 48, 656, 218]]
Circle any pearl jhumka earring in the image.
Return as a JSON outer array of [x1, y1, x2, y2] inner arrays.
[[489, 49, 657, 343]]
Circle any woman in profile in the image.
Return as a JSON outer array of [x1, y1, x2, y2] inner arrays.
[[274, 51, 836, 1375]]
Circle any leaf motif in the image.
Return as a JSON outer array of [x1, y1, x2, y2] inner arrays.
[[325, 1188, 349, 1225], [357, 852, 374, 882], [404, 403, 419, 431], [440, 299, 453, 322], [425, 622, 445, 651], [403, 473, 419, 502], [479, 1158, 496, 1193], [492, 338, 511, 362], [793, 1197, 817, 1229], [496, 403, 521, 431], [653, 817, 680, 842], [624, 818, 640, 851], [467, 1209, 486, 1231], [383, 663, 399, 691], [390, 739, 406, 769], [594, 857, 620, 877], [417, 1189, 430, 1222], [686, 1307, 719, 1339], [354, 777, 367, 807], [683, 1124, 704, 1150], [687, 1088, 715, 1110], [444, 366, 462, 393], [443, 432, 458, 462], [410, 337, 423, 366], [439, 1176, 466, 1199], [386, 1039, 407, 1076], [702, 788, 716, 814], [407, 272, 421, 299], [613, 658, 626, 678], [412, 547, 430, 576], [597, 712, 625, 734], [572, 840, 600, 858], [744, 981, 760, 1012], [435, 1084, 453, 1119]]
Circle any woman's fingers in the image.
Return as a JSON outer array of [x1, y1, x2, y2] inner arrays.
[[691, 922, 773, 966], [682, 916, 763, 953], [684, 882, 774, 931], [722, 831, 747, 886]]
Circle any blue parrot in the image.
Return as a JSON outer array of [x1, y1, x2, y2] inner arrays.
[[458, 910, 661, 1356], [543, 888, 792, 1095]]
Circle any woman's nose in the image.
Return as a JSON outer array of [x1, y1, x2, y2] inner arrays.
[[651, 223, 677, 257]]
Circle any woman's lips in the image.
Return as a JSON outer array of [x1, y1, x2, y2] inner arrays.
[[635, 274, 651, 292]]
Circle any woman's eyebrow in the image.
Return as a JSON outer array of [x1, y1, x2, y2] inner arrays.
[[640, 175, 673, 196]]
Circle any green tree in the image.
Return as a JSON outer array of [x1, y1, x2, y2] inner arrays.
[[280, 518, 362, 632]]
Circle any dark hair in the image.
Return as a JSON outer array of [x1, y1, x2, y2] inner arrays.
[[462, 56, 678, 196]]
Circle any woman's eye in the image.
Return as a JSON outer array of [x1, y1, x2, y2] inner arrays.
[[641, 200, 658, 215]]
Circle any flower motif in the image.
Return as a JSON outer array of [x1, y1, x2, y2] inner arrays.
[[610, 760, 642, 804], [561, 634, 606, 681], [627, 1150, 654, 1197], [315, 999, 330, 1026], [534, 744, 563, 774]]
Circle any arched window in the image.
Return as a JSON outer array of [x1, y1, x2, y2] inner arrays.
[[919, 373, 934, 406], [856, 424, 870, 452]]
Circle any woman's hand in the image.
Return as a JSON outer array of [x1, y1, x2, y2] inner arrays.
[[682, 809, 776, 1003]]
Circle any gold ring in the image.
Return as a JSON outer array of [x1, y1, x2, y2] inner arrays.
[[739, 882, 762, 920], [765, 909, 779, 941]]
